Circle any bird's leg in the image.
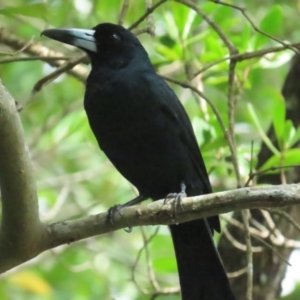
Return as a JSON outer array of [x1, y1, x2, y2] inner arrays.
[[107, 195, 148, 229], [164, 182, 187, 213], [122, 195, 149, 207]]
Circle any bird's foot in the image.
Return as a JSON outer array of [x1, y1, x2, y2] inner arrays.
[[107, 205, 132, 232], [107, 204, 123, 224], [107, 195, 148, 232], [164, 183, 187, 213]]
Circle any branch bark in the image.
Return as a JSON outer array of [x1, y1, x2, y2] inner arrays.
[[46, 183, 300, 250], [0, 79, 47, 271]]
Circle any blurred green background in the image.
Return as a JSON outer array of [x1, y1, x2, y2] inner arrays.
[[0, 0, 300, 299]]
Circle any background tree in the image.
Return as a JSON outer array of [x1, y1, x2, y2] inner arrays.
[[0, 1, 300, 299]]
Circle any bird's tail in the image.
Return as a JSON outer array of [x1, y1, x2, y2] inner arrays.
[[169, 219, 236, 300]]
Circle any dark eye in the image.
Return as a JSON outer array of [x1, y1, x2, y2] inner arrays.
[[110, 33, 121, 42]]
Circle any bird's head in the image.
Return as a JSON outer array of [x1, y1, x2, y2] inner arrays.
[[42, 23, 149, 69]]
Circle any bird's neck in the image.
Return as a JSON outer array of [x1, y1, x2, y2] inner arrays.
[[89, 48, 152, 71]]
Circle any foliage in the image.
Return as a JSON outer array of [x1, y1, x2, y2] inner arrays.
[[0, 0, 300, 299]]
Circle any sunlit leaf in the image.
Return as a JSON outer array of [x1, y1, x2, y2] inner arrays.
[[9, 271, 52, 296], [247, 102, 280, 156], [272, 92, 286, 149], [259, 149, 300, 172], [0, 3, 47, 19], [283, 120, 295, 150], [288, 125, 300, 148], [254, 5, 283, 48]]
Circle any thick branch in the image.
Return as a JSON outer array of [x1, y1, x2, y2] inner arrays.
[[0, 82, 299, 274], [47, 184, 300, 249], [0, 79, 47, 269], [0, 79, 299, 273]]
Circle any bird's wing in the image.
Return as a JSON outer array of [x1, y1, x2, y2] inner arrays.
[[149, 74, 212, 191], [145, 73, 220, 232]]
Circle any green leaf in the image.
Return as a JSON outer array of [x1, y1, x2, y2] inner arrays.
[[259, 149, 300, 172], [159, 35, 176, 48], [0, 3, 47, 19], [237, 23, 252, 52], [170, 2, 193, 39], [155, 44, 181, 60], [182, 10, 197, 40], [205, 35, 226, 58], [164, 11, 180, 41], [283, 120, 295, 150], [254, 5, 283, 48], [272, 92, 286, 149], [288, 125, 300, 148], [247, 102, 280, 156]]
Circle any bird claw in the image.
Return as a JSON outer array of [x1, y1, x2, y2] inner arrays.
[[107, 195, 147, 232], [107, 205, 133, 233], [165, 191, 186, 212], [107, 204, 123, 225], [164, 183, 187, 213], [124, 227, 132, 233]]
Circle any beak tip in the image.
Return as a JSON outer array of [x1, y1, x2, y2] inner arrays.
[[41, 29, 52, 39], [41, 29, 64, 42]]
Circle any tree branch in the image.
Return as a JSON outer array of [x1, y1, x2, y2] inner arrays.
[[0, 79, 47, 271], [1, 76, 300, 275], [46, 183, 300, 249]]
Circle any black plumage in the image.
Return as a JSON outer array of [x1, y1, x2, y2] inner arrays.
[[42, 23, 235, 300]]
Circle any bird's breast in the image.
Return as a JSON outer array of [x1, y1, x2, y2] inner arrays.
[[84, 71, 168, 149]]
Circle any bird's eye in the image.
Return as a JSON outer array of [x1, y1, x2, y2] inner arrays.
[[110, 33, 121, 42]]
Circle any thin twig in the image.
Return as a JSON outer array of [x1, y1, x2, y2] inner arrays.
[[0, 28, 88, 82], [141, 227, 160, 291], [145, 0, 155, 37], [221, 215, 265, 237], [267, 208, 300, 233], [209, 0, 300, 54], [132, 27, 154, 36], [242, 209, 253, 300], [31, 54, 87, 97], [227, 60, 241, 186], [246, 164, 300, 186], [222, 214, 294, 265], [227, 267, 247, 278], [222, 226, 262, 252], [193, 42, 300, 77], [0, 56, 70, 64], [118, 0, 130, 25], [0, 35, 34, 55], [128, 0, 167, 30], [41, 185, 70, 222], [131, 227, 160, 294], [175, 0, 236, 52], [247, 141, 255, 186], [251, 234, 291, 266]]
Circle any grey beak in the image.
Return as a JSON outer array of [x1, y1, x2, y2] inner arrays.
[[42, 28, 97, 53]]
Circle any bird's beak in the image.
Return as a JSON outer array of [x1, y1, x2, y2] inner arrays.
[[41, 28, 97, 53]]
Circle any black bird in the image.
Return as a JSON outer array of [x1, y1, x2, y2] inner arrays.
[[42, 23, 235, 300]]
